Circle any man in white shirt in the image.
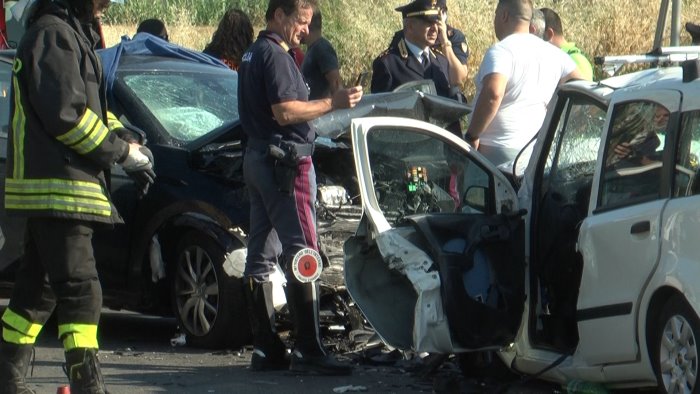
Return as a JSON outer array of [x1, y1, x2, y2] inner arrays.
[[465, 0, 583, 166]]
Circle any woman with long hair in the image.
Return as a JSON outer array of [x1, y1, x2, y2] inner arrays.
[[203, 8, 254, 71]]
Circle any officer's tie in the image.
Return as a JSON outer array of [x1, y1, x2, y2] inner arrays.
[[421, 52, 430, 70]]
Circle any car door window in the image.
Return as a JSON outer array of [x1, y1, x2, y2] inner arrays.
[[541, 97, 606, 202], [366, 127, 490, 223], [674, 110, 700, 196], [599, 101, 667, 209]]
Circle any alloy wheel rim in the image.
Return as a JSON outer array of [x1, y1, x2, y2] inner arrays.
[[660, 314, 698, 394], [175, 245, 219, 336]]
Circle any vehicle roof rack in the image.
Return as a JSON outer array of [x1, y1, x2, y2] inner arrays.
[[594, 46, 700, 77]]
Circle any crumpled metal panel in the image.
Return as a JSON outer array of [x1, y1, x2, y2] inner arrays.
[[312, 91, 472, 140]]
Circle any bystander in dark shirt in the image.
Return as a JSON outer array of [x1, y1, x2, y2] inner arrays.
[[301, 36, 339, 100]]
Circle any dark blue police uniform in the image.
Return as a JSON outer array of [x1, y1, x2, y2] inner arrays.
[[387, 25, 469, 65], [238, 30, 351, 375], [371, 38, 452, 97], [239, 30, 317, 283], [370, 0, 456, 100]]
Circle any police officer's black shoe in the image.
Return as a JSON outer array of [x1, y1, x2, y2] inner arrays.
[[250, 347, 290, 371], [64, 348, 107, 394], [289, 349, 353, 376], [0, 342, 35, 394]]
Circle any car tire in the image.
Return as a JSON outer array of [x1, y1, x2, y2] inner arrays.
[[653, 295, 700, 394], [172, 231, 250, 349]]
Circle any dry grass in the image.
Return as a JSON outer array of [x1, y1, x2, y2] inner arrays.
[[102, 0, 700, 99]]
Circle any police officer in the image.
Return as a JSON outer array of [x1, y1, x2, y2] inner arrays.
[[385, 0, 469, 88], [0, 0, 154, 392], [371, 0, 463, 99], [238, 0, 362, 376]]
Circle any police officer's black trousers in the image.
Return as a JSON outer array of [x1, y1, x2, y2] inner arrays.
[[2, 217, 102, 349]]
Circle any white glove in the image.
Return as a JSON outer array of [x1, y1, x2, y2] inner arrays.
[[121, 143, 153, 172]]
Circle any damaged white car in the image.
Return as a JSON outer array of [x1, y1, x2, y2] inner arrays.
[[344, 50, 700, 393]]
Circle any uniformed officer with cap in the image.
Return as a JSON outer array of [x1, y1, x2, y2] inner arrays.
[[371, 0, 464, 100], [372, 0, 465, 138], [385, 0, 469, 86]]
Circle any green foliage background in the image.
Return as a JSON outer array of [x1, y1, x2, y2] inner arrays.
[[105, 0, 700, 98]]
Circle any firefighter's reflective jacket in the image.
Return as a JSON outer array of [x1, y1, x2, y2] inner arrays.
[[4, 2, 129, 224]]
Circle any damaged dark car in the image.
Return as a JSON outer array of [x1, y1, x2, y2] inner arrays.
[[0, 39, 471, 349]]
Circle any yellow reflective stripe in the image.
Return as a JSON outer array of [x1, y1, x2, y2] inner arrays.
[[3, 329, 37, 345], [5, 195, 111, 216], [57, 109, 109, 155], [5, 178, 111, 216], [6, 178, 108, 200], [57, 109, 98, 146], [2, 308, 42, 339], [11, 73, 26, 179], [58, 324, 99, 350], [106, 111, 123, 131]]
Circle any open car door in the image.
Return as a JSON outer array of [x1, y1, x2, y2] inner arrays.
[[344, 116, 526, 353]]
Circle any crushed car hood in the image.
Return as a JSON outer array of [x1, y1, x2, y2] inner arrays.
[[312, 91, 472, 140]]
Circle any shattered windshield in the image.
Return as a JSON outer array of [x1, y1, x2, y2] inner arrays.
[[120, 71, 238, 142], [366, 127, 490, 224]]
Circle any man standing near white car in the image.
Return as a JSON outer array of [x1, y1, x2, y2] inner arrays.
[[465, 0, 582, 166]]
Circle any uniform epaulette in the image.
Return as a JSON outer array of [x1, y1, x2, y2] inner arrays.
[[377, 48, 391, 59], [398, 39, 408, 59], [429, 47, 441, 58]]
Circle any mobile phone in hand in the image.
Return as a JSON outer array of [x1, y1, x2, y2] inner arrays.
[[354, 71, 369, 87]]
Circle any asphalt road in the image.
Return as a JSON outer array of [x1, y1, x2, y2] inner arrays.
[[18, 309, 435, 394], [13, 308, 564, 394]]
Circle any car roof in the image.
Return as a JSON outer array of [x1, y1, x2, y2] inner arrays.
[[116, 54, 235, 75], [557, 65, 700, 111]]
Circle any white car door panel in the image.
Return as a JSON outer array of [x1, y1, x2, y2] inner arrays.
[[345, 117, 524, 353], [577, 90, 681, 365]]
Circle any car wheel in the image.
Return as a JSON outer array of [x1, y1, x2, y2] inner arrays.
[[172, 231, 250, 349], [653, 296, 700, 394]]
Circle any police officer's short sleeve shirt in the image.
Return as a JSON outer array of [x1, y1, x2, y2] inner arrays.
[[238, 31, 314, 145]]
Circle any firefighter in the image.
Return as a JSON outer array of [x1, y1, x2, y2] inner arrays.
[[0, 0, 154, 392]]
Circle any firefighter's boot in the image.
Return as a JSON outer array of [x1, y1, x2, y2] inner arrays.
[[0, 342, 35, 394], [245, 279, 288, 371], [64, 348, 106, 394], [284, 280, 353, 376]]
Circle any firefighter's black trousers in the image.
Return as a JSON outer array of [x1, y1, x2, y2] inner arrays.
[[2, 218, 102, 349]]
